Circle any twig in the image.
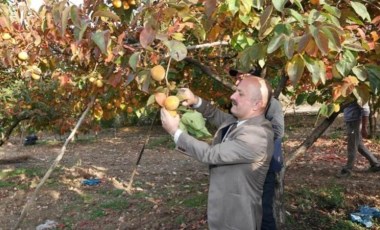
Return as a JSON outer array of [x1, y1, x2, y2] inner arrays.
[[184, 57, 235, 90], [165, 57, 172, 89], [186, 41, 229, 50], [126, 110, 159, 194], [13, 96, 96, 230]]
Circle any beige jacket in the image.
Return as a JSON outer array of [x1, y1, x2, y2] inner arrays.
[[176, 100, 274, 230]]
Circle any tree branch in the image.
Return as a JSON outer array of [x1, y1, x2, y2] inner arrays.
[[184, 57, 235, 90], [13, 96, 96, 230], [284, 111, 340, 168], [186, 41, 229, 50]]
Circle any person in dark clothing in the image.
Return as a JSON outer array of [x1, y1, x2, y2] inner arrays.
[[337, 102, 380, 177], [24, 134, 38, 146]]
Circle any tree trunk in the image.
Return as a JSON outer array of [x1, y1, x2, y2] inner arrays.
[[272, 111, 340, 228], [285, 111, 340, 168], [0, 112, 31, 146]]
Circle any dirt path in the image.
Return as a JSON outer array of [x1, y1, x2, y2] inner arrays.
[[1, 125, 380, 229]]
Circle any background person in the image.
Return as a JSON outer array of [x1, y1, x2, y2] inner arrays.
[[337, 101, 380, 178], [361, 103, 370, 139]]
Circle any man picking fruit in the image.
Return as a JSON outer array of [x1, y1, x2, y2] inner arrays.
[[161, 76, 274, 230]]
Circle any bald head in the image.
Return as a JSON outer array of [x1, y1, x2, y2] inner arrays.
[[241, 77, 270, 111], [230, 75, 271, 119]]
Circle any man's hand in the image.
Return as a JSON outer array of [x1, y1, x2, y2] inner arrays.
[[177, 88, 198, 107], [161, 108, 180, 135]]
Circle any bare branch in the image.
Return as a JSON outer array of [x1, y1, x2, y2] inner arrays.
[[184, 57, 235, 90], [187, 41, 229, 50], [13, 96, 96, 230]]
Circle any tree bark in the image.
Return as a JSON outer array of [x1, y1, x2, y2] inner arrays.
[[285, 111, 340, 168], [13, 96, 95, 230], [0, 111, 33, 146]]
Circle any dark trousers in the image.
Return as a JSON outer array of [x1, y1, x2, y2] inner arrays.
[[345, 120, 379, 170], [261, 171, 276, 230]]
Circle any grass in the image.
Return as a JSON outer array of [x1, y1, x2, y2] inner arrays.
[[182, 193, 207, 208], [0, 181, 16, 188], [100, 199, 129, 210], [284, 184, 371, 229], [146, 135, 175, 149], [0, 167, 45, 179]]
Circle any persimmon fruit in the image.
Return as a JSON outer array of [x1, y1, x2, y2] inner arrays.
[[150, 65, 165, 82], [164, 96, 180, 111]]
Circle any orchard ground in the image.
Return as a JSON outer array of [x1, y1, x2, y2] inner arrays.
[[1, 113, 380, 230]]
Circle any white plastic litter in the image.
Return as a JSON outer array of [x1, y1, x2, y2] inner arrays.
[[36, 220, 58, 230]]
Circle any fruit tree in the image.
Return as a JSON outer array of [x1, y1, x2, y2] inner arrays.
[[0, 0, 379, 143]]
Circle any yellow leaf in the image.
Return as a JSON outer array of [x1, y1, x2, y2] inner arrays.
[[333, 103, 340, 112], [171, 33, 185, 41], [332, 85, 342, 101]]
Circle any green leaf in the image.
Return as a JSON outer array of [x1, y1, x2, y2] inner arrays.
[[191, 24, 206, 41], [350, 1, 371, 22], [253, 0, 264, 10], [128, 52, 141, 72], [307, 92, 318, 105], [308, 9, 325, 25], [259, 5, 273, 39], [272, 0, 287, 12], [304, 56, 326, 85], [74, 19, 89, 41], [146, 94, 155, 107], [292, 0, 304, 12], [284, 36, 295, 59], [286, 9, 304, 27], [180, 110, 211, 138], [310, 25, 329, 55], [70, 5, 81, 28], [322, 4, 341, 18], [352, 66, 367, 81], [342, 39, 366, 52], [336, 50, 357, 76], [267, 34, 285, 54], [287, 54, 305, 86], [295, 93, 307, 105], [61, 6, 70, 37], [320, 25, 342, 51], [239, 43, 266, 69], [92, 9, 120, 21], [366, 64, 380, 94], [163, 40, 188, 61], [297, 33, 311, 53], [319, 103, 334, 117], [228, 0, 239, 15], [91, 30, 110, 55], [140, 25, 157, 48], [52, 1, 66, 28], [353, 84, 370, 106], [239, 13, 250, 25], [240, 0, 253, 15]]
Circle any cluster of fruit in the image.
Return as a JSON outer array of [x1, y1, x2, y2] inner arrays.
[[112, 0, 136, 10], [88, 73, 104, 88], [149, 64, 212, 138], [149, 64, 181, 116], [24, 65, 42, 80], [15, 47, 43, 81]]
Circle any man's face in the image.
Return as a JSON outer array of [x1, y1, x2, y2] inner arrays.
[[229, 78, 259, 120]]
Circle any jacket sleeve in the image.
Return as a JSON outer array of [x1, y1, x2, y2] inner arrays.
[[195, 99, 234, 128], [176, 124, 273, 165]]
